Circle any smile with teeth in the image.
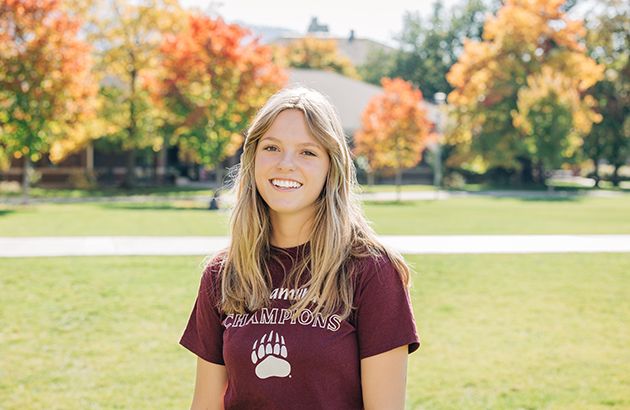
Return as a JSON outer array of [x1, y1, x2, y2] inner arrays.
[[270, 178, 303, 190]]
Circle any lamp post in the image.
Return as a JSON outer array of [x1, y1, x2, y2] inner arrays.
[[433, 92, 446, 190]]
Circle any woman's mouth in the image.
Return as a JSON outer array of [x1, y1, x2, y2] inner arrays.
[[269, 178, 303, 191]]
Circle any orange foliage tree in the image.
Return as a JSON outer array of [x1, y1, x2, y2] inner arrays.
[[446, 0, 604, 184], [0, 0, 97, 199], [154, 16, 286, 184], [276, 36, 360, 79], [354, 78, 432, 197]]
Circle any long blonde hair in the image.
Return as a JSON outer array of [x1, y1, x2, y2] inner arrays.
[[215, 86, 413, 321]]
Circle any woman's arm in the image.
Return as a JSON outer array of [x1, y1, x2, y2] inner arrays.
[[360, 345, 409, 410], [190, 356, 228, 410]]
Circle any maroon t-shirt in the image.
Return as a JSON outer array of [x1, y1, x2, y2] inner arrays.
[[180, 242, 420, 409]]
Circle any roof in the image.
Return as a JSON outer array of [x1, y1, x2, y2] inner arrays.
[[285, 68, 382, 133], [271, 35, 394, 67], [285, 68, 438, 134]]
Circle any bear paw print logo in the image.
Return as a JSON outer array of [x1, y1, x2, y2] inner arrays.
[[251, 330, 291, 379]]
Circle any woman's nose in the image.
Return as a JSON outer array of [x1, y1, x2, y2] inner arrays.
[[277, 151, 296, 171]]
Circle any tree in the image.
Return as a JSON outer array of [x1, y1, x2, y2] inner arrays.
[[84, 0, 187, 188], [276, 36, 360, 79], [354, 78, 432, 200], [357, 47, 396, 86], [155, 15, 286, 185], [583, 0, 629, 187], [445, 0, 605, 184], [0, 0, 98, 201], [359, 0, 492, 97]]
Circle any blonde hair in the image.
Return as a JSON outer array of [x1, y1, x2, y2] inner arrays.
[[214, 86, 412, 320]]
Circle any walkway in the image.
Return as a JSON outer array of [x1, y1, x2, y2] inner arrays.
[[1, 235, 629, 257]]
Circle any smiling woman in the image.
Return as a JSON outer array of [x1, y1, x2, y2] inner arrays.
[[255, 109, 330, 240], [179, 87, 420, 410]]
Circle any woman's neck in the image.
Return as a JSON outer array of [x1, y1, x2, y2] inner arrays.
[[269, 210, 315, 248]]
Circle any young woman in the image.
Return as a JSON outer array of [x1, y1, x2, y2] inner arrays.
[[180, 87, 420, 409]]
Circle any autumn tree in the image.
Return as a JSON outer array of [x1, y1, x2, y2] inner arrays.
[[277, 36, 360, 79], [83, 0, 186, 188], [0, 0, 98, 201], [155, 15, 286, 185], [446, 0, 604, 184], [354, 78, 432, 200], [583, 0, 629, 187]]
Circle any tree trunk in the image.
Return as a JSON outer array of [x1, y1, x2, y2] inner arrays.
[[367, 171, 375, 188], [122, 59, 138, 189], [121, 148, 136, 189], [591, 132, 603, 188], [533, 160, 545, 186], [612, 163, 621, 187], [593, 157, 601, 188], [395, 167, 402, 202], [215, 165, 224, 187], [21, 155, 31, 204], [155, 146, 167, 185], [518, 157, 534, 186]]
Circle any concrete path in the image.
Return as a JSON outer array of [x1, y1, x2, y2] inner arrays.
[[1, 235, 629, 257]]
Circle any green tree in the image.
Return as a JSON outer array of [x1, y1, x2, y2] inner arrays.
[[583, 0, 629, 187], [358, 47, 396, 86], [359, 0, 492, 99]]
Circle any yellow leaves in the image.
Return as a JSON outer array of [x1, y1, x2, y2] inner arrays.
[[446, 0, 606, 172], [281, 36, 360, 79], [225, 132, 244, 157]]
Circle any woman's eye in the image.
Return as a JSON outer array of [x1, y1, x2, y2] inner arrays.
[[263, 146, 278, 152], [303, 150, 317, 157]]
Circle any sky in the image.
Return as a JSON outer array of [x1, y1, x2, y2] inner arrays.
[[179, 0, 462, 47]]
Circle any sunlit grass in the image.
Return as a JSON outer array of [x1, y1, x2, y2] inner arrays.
[[1, 253, 628, 409], [1, 195, 629, 236]]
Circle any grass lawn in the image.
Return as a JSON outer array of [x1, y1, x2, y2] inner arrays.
[[1, 253, 628, 409], [1, 181, 628, 198], [1, 195, 630, 236], [0, 185, 219, 199], [359, 184, 437, 192]]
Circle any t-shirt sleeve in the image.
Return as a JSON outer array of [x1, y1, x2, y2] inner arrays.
[[354, 256, 420, 359], [179, 259, 225, 365]]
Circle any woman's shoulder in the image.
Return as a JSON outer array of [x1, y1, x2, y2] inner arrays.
[[347, 244, 397, 283], [199, 249, 229, 290]]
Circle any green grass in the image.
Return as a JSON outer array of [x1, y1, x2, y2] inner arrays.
[[1, 253, 628, 409], [1, 182, 627, 199], [364, 195, 630, 235], [359, 184, 437, 192], [0, 185, 217, 199], [1, 195, 630, 236]]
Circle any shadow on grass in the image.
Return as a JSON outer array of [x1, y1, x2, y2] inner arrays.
[[362, 200, 422, 206], [97, 202, 216, 212], [9, 186, 217, 199], [483, 194, 583, 203], [517, 196, 583, 203], [0, 209, 16, 217]]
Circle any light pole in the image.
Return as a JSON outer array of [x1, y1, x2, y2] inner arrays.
[[433, 92, 446, 190]]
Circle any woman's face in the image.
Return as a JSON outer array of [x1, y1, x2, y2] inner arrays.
[[254, 109, 330, 220]]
